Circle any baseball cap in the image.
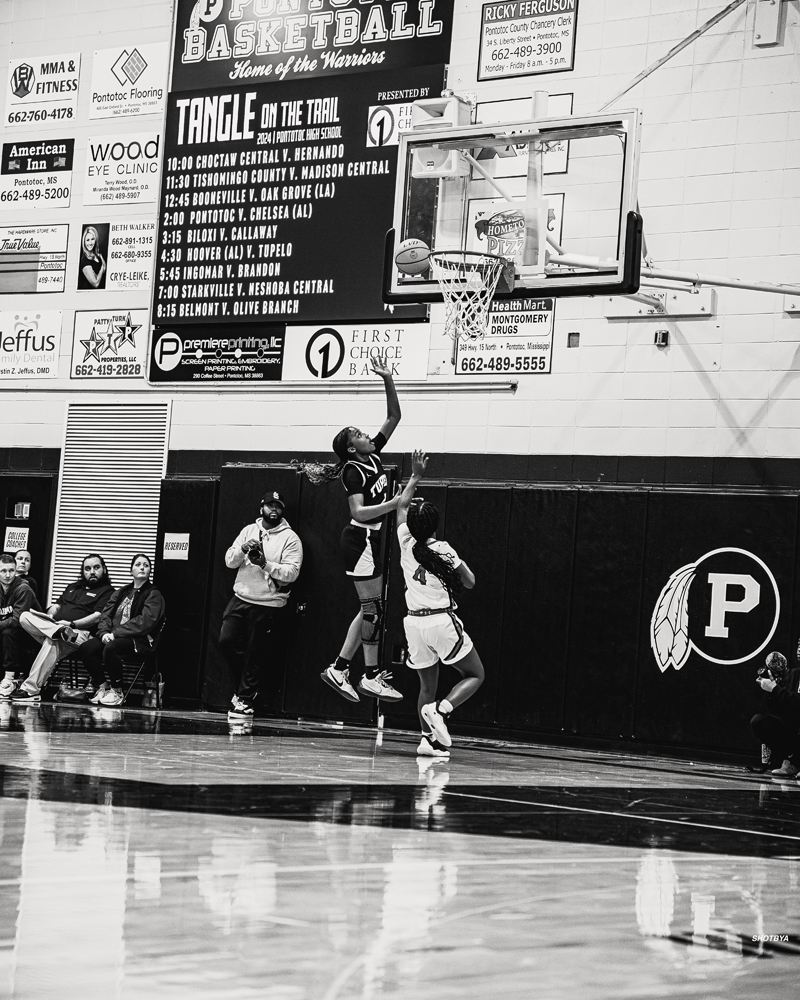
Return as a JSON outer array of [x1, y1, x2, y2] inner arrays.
[[261, 490, 286, 509]]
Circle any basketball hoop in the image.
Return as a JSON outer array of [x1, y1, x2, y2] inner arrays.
[[429, 250, 508, 343]]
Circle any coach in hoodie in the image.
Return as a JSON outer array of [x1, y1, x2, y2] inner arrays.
[[0, 552, 42, 696], [221, 490, 303, 720]]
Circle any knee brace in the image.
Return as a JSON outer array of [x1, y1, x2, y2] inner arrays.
[[360, 596, 384, 646]]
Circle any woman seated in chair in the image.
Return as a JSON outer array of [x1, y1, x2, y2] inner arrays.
[[79, 553, 165, 707]]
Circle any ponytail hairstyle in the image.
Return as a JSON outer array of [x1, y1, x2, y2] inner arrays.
[[295, 427, 354, 484], [406, 501, 463, 594]]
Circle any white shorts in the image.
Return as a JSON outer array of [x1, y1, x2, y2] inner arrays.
[[404, 612, 474, 670]]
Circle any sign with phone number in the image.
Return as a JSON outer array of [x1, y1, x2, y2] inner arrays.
[[0, 138, 74, 211], [478, 0, 577, 81], [455, 299, 554, 375], [71, 309, 148, 380]]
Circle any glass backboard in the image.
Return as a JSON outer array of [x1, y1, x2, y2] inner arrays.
[[383, 109, 642, 303]]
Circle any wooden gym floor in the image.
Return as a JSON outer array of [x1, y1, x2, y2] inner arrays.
[[1, 703, 799, 998]]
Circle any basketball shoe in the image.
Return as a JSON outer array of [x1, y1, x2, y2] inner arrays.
[[416, 734, 450, 758], [421, 702, 452, 747], [0, 673, 18, 699], [320, 664, 360, 702], [228, 695, 254, 720], [89, 682, 110, 705], [358, 670, 403, 702]]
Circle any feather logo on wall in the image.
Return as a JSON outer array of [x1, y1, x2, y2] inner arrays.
[[650, 562, 696, 672]]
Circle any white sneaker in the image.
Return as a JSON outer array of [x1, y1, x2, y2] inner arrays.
[[358, 670, 403, 702], [99, 687, 125, 707], [421, 703, 451, 747], [771, 760, 798, 777], [416, 735, 450, 758], [90, 682, 110, 705], [0, 675, 18, 699], [320, 665, 360, 703]]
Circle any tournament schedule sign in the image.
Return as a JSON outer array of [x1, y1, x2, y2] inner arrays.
[[153, 64, 441, 325], [479, 0, 577, 80], [170, 0, 453, 91]]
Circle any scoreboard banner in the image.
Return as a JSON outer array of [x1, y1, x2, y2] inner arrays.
[[152, 63, 441, 325], [170, 0, 453, 91]]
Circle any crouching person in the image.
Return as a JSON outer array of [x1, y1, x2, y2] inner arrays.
[[13, 554, 114, 703], [0, 553, 42, 698], [79, 554, 165, 706]]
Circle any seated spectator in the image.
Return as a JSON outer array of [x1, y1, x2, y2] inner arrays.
[[12, 554, 115, 704], [0, 552, 42, 697], [79, 554, 165, 707], [751, 650, 800, 777], [15, 549, 38, 596]]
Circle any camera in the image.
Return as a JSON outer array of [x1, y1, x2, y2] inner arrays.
[[758, 651, 788, 682], [241, 538, 266, 567]]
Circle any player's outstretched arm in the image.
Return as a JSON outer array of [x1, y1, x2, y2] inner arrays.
[[397, 450, 428, 526], [372, 349, 401, 442]]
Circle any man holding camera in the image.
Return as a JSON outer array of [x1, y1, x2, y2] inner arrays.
[[220, 491, 303, 721], [751, 647, 800, 776]]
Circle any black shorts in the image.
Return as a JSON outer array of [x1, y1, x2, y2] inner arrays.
[[340, 523, 382, 579]]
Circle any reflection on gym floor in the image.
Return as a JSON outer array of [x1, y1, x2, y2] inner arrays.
[[2, 703, 800, 998]]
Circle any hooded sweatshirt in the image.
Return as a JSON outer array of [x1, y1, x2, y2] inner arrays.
[[0, 577, 42, 630], [225, 518, 303, 607]]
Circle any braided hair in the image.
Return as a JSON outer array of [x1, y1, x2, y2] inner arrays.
[[295, 427, 353, 484], [406, 501, 463, 594]]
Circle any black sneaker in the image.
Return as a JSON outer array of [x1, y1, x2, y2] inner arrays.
[[227, 696, 254, 720], [10, 689, 40, 704]]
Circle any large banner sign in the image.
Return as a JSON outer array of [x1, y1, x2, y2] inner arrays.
[[282, 323, 430, 381], [153, 63, 441, 324], [170, 0, 453, 90]]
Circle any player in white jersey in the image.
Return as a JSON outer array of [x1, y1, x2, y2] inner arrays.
[[396, 450, 485, 758]]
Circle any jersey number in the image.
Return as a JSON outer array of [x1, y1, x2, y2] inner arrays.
[[413, 565, 427, 586]]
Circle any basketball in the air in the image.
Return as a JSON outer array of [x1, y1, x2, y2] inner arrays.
[[395, 239, 431, 275]]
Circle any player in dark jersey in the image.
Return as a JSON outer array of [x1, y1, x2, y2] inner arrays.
[[300, 350, 403, 703]]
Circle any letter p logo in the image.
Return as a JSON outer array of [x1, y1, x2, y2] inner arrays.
[[155, 332, 183, 371], [705, 573, 760, 638]]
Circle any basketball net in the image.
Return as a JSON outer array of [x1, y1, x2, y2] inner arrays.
[[429, 250, 507, 344]]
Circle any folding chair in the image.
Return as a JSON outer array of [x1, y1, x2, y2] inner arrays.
[[124, 618, 166, 709]]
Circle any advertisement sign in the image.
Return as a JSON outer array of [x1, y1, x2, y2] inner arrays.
[[479, 0, 577, 81], [0, 224, 69, 294], [0, 138, 74, 211], [455, 299, 554, 375], [4, 52, 81, 128], [169, 0, 453, 91], [0, 310, 62, 378], [90, 43, 168, 120], [71, 309, 148, 379], [148, 323, 284, 382], [107, 220, 156, 291], [84, 132, 161, 205], [153, 64, 441, 325], [3, 526, 30, 551], [282, 324, 430, 381]]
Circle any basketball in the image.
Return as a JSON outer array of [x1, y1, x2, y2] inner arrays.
[[395, 239, 431, 276]]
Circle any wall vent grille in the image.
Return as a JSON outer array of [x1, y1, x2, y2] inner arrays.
[[49, 402, 170, 603]]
